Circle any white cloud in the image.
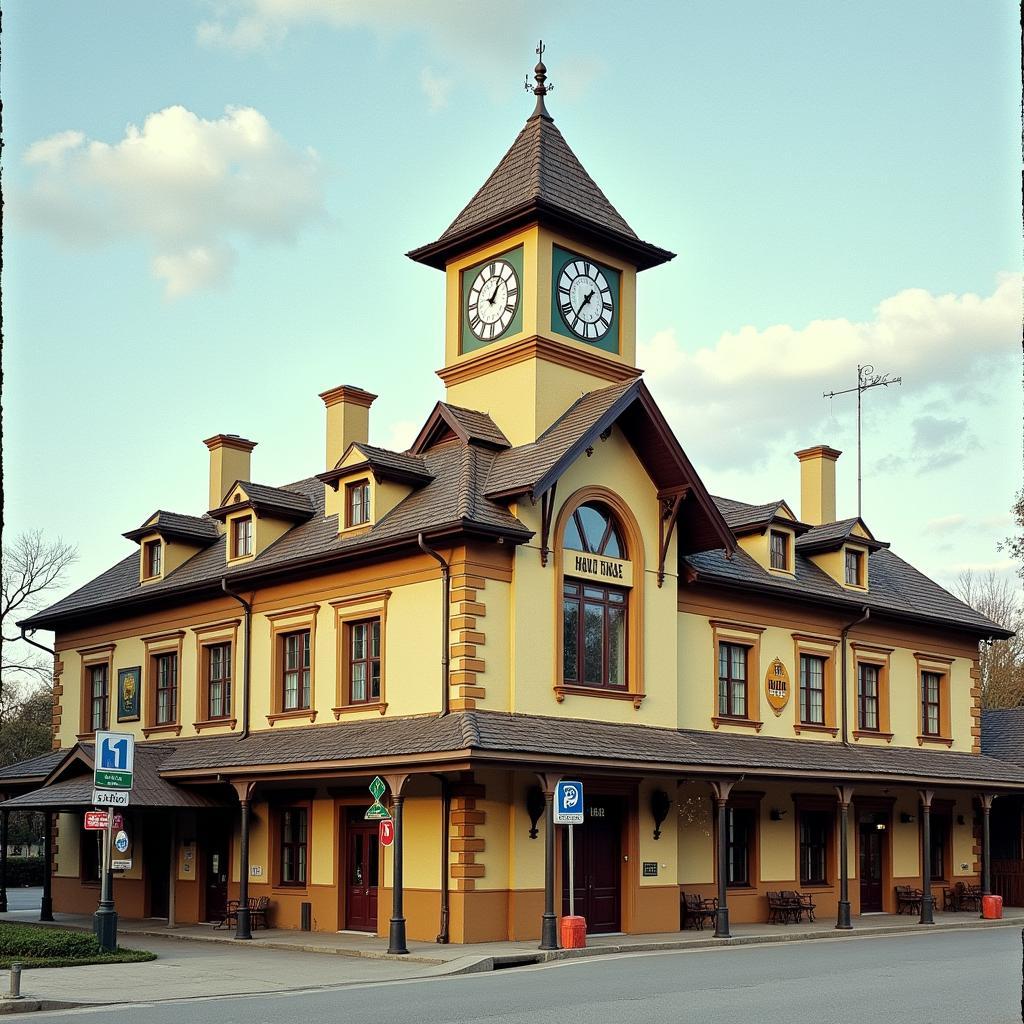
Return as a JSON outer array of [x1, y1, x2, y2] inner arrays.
[[15, 105, 325, 297], [639, 273, 1021, 470], [420, 67, 454, 112], [922, 514, 968, 534]]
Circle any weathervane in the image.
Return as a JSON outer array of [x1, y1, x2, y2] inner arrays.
[[525, 40, 553, 119], [823, 364, 902, 518]]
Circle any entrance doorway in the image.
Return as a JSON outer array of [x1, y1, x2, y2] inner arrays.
[[344, 812, 379, 932], [203, 822, 231, 923], [561, 795, 623, 933], [859, 820, 886, 912], [143, 816, 171, 918]]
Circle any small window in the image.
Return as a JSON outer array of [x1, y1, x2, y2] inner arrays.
[[562, 581, 627, 689], [563, 502, 624, 557], [921, 671, 942, 736], [231, 516, 253, 558], [725, 807, 754, 886], [799, 810, 831, 886], [88, 664, 109, 733], [348, 619, 381, 704], [143, 539, 162, 578], [769, 531, 789, 571], [346, 481, 371, 527], [207, 643, 232, 720], [717, 642, 748, 718], [844, 548, 863, 586], [154, 652, 178, 725], [279, 807, 308, 886], [857, 663, 880, 731], [799, 654, 826, 725], [282, 631, 311, 710]]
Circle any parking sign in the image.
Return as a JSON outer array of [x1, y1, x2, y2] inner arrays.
[[554, 781, 584, 824], [93, 731, 134, 791]]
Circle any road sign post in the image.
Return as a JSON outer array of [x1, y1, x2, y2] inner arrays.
[[554, 781, 585, 946], [92, 732, 134, 952], [379, 819, 395, 847]]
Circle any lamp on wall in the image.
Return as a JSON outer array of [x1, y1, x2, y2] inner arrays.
[[526, 786, 546, 839], [956, 814, 965, 826], [899, 812, 916, 824], [769, 808, 788, 821], [651, 790, 672, 840]]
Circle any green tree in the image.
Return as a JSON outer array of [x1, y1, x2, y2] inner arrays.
[[998, 487, 1024, 583], [955, 570, 1024, 709]]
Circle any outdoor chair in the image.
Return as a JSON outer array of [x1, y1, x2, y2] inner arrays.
[[955, 882, 981, 913], [941, 886, 959, 912], [782, 890, 816, 923], [767, 891, 801, 924], [894, 885, 922, 915], [680, 892, 718, 930], [220, 895, 271, 930]]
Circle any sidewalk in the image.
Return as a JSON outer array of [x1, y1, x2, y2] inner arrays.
[[0, 905, 1020, 1008]]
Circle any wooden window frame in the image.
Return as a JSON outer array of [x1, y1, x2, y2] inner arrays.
[[844, 546, 866, 588], [914, 653, 954, 746], [141, 538, 162, 580], [793, 794, 838, 889], [191, 619, 240, 731], [231, 515, 253, 559], [142, 631, 185, 737], [797, 808, 832, 886], [331, 592, 390, 717], [76, 643, 115, 739], [791, 633, 839, 736], [713, 791, 762, 890], [552, 486, 646, 709], [274, 803, 311, 889], [928, 804, 954, 883], [717, 641, 749, 719], [851, 643, 893, 741], [267, 605, 320, 724], [345, 480, 371, 528], [710, 621, 764, 731], [562, 580, 629, 692], [346, 619, 382, 704], [769, 530, 790, 572]]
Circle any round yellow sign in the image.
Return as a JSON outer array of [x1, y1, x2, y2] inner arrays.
[[765, 657, 790, 715]]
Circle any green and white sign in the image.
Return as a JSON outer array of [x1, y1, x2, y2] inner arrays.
[[365, 776, 391, 820], [94, 731, 135, 792]]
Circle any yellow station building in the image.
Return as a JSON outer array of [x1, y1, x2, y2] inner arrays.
[[4, 57, 1022, 948]]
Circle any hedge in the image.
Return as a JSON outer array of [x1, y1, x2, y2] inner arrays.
[[0, 923, 156, 968], [4, 856, 44, 888]]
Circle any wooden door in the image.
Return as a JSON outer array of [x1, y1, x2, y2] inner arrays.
[[204, 825, 230, 922], [145, 816, 171, 918], [859, 823, 884, 912], [345, 821, 379, 932], [562, 796, 622, 933]]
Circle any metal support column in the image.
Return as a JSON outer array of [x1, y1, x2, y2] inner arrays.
[[710, 780, 734, 938], [540, 785, 558, 950], [980, 793, 995, 917], [919, 790, 934, 925], [388, 792, 409, 954], [835, 785, 854, 929], [234, 788, 253, 940], [0, 809, 8, 914], [40, 813, 54, 922]]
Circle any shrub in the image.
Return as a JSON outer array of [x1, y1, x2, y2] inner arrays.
[[0, 923, 102, 959], [5, 856, 44, 888]]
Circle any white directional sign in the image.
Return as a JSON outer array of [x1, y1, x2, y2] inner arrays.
[[554, 781, 584, 824], [93, 731, 135, 791], [92, 789, 130, 807]]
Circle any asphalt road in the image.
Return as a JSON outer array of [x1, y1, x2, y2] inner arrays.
[[2, 886, 41, 912], [23, 926, 1023, 1024]]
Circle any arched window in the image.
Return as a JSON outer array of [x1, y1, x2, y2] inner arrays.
[[562, 502, 628, 690]]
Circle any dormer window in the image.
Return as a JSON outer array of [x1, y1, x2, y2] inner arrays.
[[346, 480, 371, 527], [769, 530, 789, 571], [845, 548, 864, 587], [143, 539, 162, 579], [231, 516, 253, 558]]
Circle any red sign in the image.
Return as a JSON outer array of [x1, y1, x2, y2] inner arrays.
[[379, 819, 395, 847], [84, 811, 124, 831]]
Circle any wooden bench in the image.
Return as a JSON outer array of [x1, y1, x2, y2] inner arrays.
[[955, 882, 981, 913], [895, 885, 922, 915], [680, 892, 717, 930], [767, 891, 801, 924], [219, 895, 271, 930], [781, 890, 816, 923]]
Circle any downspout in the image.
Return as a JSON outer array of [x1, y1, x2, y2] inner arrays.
[[417, 533, 451, 718], [434, 774, 451, 944], [19, 629, 55, 658], [840, 607, 870, 747], [221, 580, 252, 741]]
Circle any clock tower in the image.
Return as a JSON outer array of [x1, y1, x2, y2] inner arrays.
[[408, 44, 674, 446]]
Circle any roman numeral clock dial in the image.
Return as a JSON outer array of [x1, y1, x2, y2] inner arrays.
[[466, 258, 519, 342], [557, 259, 614, 341]]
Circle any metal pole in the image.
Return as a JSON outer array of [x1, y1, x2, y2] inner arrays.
[[93, 808, 117, 950], [856, 365, 863, 518], [919, 791, 935, 925], [835, 785, 853, 929], [39, 813, 54, 923], [235, 797, 252, 940], [539, 789, 558, 950], [0, 810, 8, 914], [713, 787, 731, 938], [167, 817, 177, 929], [980, 794, 994, 916], [568, 824, 575, 917], [387, 794, 409, 954]]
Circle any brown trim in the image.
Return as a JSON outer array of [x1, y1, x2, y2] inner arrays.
[[78, 645, 114, 737], [852, 646, 891, 736], [793, 794, 837, 888], [333, 702, 388, 718], [318, 385, 377, 410], [265, 604, 321, 623], [333, 591, 390, 714], [344, 479, 372, 529], [140, 630, 186, 644], [852, 729, 894, 743], [792, 633, 838, 734], [143, 632, 184, 732], [269, 606, 319, 720], [554, 685, 645, 709], [194, 718, 238, 732], [918, 735, 954, 748], [192, 619, 239, 729], [266, 709, 318, 726], [914, 653, 953, 743], [711, 715, 764, 732], [141, 722, 182, 738], [710, 621, 762, 726], [272, 800, 312, 890]]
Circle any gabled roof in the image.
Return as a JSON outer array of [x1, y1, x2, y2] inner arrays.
[[410, 403, 511, 455], [318, 444, 434, 489], [122, 510, 220, 546], [713, 496, 810, 536], [208, 481, 315, 523], [796, 517, 888, 554], [485, 380, 734, 556], [407, 111, 674, 272], [0, 749, 68, 785], [982, 708, 1024, 766]]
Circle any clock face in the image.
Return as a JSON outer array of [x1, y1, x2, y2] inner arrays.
[[557, 259, 615, 341], [466, 259, 519, 342]]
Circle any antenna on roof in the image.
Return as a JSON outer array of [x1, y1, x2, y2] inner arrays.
[[524, 39, 553, 120], [823, 364, 902, 519]]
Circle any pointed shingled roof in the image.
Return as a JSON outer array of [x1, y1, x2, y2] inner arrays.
[[408, 111, 674, 271]]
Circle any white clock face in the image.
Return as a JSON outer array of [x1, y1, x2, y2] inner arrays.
[[466, 259, 519, 342], [557, 259, 614, 341]]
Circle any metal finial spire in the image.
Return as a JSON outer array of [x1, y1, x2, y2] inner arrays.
[[524, 39, 553, 120]]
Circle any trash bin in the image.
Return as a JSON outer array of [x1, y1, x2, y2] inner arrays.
[[560, 915, 586, 949], [981, 894, 1003, 920]]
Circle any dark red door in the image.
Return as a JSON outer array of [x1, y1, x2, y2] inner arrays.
[[561, 796, 622, 933], [204, 825, 230, 922], [345, 820, 379, 931], [859, 823, 884, 912]]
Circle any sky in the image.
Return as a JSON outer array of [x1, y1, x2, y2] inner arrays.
[[3, 1, 1021, 638]]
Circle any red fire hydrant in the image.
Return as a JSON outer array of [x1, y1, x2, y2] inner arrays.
[[560, 915, 587, 949], [981, 894, 1003, 919]]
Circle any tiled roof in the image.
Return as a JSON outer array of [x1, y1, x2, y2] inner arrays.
[[214, 481, 315, 520], [0, 749, 68, 783], [712, 496, 806, 534], [123, 510, 221, 545], [440, 405, 511, 450], [154, 711, 1024, 787], [796, 517, 887, 552], [685, 542, 1008, 637], [982, 708, 1024, 766], [21, 445, 532, 630], [350, 444, 433, 481]]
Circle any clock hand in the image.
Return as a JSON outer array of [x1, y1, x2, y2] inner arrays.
[[578, 289, 595, 311], [486, 280, 500, 303]]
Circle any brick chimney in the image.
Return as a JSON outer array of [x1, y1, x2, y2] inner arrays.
[[795, 445, 841, 525], [204, 434, 257, 511], [319, 385, 377, 469]]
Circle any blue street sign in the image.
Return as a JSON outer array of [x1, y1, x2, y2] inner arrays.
[[554, 781, 584, 824]]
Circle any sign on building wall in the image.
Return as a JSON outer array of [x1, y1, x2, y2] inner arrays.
[[562, 552, 633, 588], [764, 658, 790, 715], [117, 667, 141, 722]]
